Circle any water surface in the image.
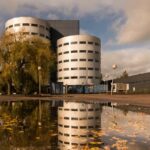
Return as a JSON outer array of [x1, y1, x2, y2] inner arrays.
[[0, 100, 149, 150]]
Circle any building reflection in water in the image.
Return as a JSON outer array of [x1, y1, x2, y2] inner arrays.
[[58, 101, 102, 150]]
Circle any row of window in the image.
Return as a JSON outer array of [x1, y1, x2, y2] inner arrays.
[[59, 108, 100, 111], [59, 116, 100, 120], [58, 76, 99, 80], [58, 68, 99, 72], [58, 41, 100, 47], [58, 50, 99, 55], [23, 32, 49, 39], [58, 140, 87, 146], [6, 23, 49, 31], [58, 124, 100, 129], [58, 59, 99, 63]]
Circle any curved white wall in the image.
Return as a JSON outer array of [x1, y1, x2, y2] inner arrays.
[[57, 35, 101, 85], [58, 102, 101, 150], [5, 17, 50, 40]]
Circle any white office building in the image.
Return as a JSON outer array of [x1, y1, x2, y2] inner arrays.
[[57, 35, 101, 86], [5, 17, 50, 41]]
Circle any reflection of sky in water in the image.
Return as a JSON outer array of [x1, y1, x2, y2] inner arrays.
[[101, 106, 150, 150]]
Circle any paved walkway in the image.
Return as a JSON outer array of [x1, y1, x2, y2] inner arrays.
[[0, 94, 150, 106]]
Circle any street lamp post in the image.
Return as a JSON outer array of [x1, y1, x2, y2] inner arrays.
[[38, 66, 41, 95], [111, 64, 117, 95]]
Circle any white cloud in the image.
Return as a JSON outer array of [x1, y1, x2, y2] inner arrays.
[[102, 47, 150, 78], [115, 0, 150, 44]]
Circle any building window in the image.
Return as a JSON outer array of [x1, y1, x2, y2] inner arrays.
[[80, 76, 86, 79], [71, 68, 78, 70], [64, 68, 69, 71], [71, 59, 78, 62], [64, 42, 69, 46], [9, 25, 13, 28], [46, 36, 49, 39], [95, 51, 99, 54], [95, 77, 99, 79], [71, 41, 77, 44], [64, 108, 69, 111], [71, 109, 78, 111], [64, 117, 69, 120], [58, 124, 63, 127], [71, 135, 78, 137], [80, 126, 86, 129], [59, 108, 62, 110], [88, 76, 93, 79], [59, 132, 63, 135], [23, 23, 29, 26], [64, 51, 69, 54], [31, 24, 38, 27], [80, 135, 87, 137], [58, 44, 62, 47], [88, 50, 93, 53], [71, 126, 78, 129], [72, 143, 78, 145], [80, 41, 86, 44], [79, 67, 86, 70], [40, 34, 44, 37], [64, 60, 69, 62], [64, 134, 69, 136], [88, 41, 93, 45], [58, 61, 62, 63], [71, 50, 78, 53], [80, 109, 86, 111], [95, 60, 99, 62], [14, 24, 20, 27], [64, 125, 69, 128], [95, 117, 99, 120], [71, 117, 78, 120], [39, 25, 45, 29], [88, 109, 94, 111], [64, 77, 69, 79], [79, 50, 86, 53], [95, 42, 100, 46], [64, 142, 69, 144], [95, 68, 99, 71], [71, 76, 78, 79], [80, 118, 86, 120], [88, 59, 93, 62], [80, 59, 86, 61], [59, 69, 62, 72], [23, 32, 29, 35], [59, 140, 63, 143], [58, 77, 62, 80], [58, 52, 62, 55], [88, 68, 93, 70], [88, 117, 93, 119], [88, 126, 94, 129], [31, 32, 38, 35]]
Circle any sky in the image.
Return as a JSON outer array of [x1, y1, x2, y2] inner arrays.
[[0, 0, 150, 79]]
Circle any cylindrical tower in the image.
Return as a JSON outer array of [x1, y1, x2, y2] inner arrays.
[[58, 101, 101, 150], [5, 17, 50, 40], [57, 35, 101, 85]]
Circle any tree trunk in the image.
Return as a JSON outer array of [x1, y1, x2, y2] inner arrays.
[[7, 82, 11, 95]]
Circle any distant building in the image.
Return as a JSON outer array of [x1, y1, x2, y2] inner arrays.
[[115, 72, 150, 93], [57, 35, 101, 86]]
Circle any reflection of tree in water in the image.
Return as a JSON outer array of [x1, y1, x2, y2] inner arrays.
[[0, 101, 58, 149]]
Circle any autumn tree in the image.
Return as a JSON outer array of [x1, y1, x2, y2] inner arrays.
[[0, 31, 55, 95]]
